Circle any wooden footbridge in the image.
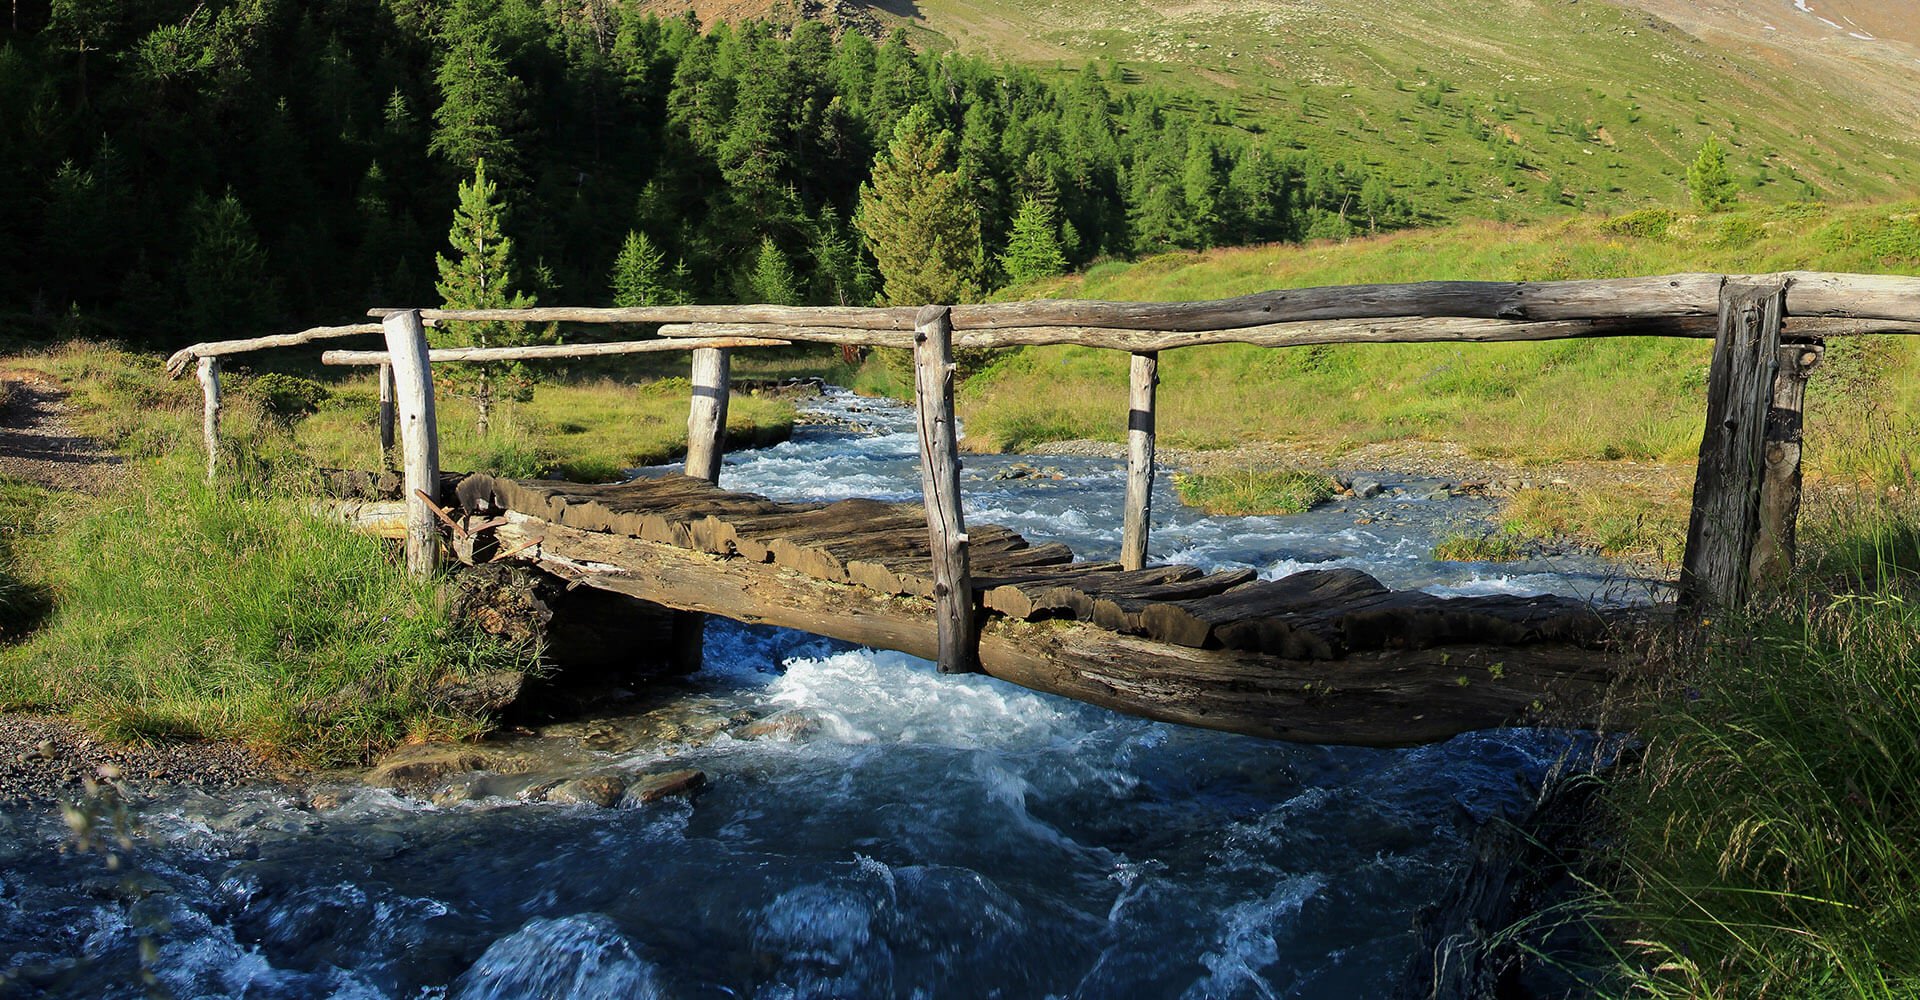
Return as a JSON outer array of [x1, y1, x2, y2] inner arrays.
[[166, 271, 1920, 746]]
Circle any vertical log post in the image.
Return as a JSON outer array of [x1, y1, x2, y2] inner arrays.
[[1121, 352, 1159, 571], [383, 309, 442, 577], [671, 346, 732, 672], [196, 356, 221, 482], [684, 347, 731, 485], [377, 360, 396, 467], [1679, 279, 1787, 609], [1749, 339, 1824, 589], [913, 304, 977, 674]]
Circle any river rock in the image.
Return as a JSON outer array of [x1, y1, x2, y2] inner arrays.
[[365, 744, 516, 792], [430, 670, 526, 717], [545, 774, 629, 808], [622, 769, 706, 806], [735, 709, 823, 742], [1351, 477, 1384, 499]]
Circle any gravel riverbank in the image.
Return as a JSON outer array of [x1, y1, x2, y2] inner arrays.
[[0, 713, 283, 806]]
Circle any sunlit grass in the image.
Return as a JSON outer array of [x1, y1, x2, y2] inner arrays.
[[1171, 468, 1337, 515]]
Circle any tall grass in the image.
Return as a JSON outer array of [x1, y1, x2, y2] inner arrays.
[[1592, 501, 1920, 997]]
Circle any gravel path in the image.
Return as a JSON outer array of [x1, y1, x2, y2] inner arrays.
[[0, 371, 286, 806], [0, 372, 122, 493]]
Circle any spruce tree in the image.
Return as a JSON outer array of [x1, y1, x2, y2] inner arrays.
[[610, 229, 669, 307], [739, 235, 799, 305], [854, 104, 984, 306], [1687, 135, 1737, 213], [434, 159, 544, 437], [998, 196, 1067, 284]]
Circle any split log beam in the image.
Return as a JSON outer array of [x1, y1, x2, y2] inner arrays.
[[319, 336, 785, 367], [383, 309, 442, 577], [197, 357, 221, 482], [1680, 279, 1787, 609], [913, 305, 976, 674], [1749, 340, 1824, 589], [489, 515, 1623, 747], [1122, 352, 1158, 570]]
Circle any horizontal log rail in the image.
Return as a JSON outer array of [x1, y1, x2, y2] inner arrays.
[[319, 336, 790, 366], [164, 322, 427, 378], [653, 315, 1920, 351], [366, 272, 1920, 335]]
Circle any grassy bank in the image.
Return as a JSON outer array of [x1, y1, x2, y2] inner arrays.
[[0, 342, 801, 764], [1591, 500, 1920, 996]]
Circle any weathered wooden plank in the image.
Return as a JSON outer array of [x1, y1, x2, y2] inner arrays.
[[197, 357, 221, 482], [1749, 341, 1823, 589], [383, 309, 442, 576], [981, 564, 1205, 620], [1681, 279, 1786, 608], [489, 515, 1626, 747], [1088, 568, 1260, 633], [319, 336, 788, 366], [1142, 568, 1392, 653], [913, 305, 977, 674], [1121, 352, 1158, 571]]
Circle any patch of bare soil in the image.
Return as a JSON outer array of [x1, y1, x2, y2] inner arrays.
[[0, 372, 122, 494]]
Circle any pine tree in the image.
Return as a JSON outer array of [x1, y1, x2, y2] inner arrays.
[[1688, 134, 1738, 213], [809, 206, 875, 307], [434, 159, 545, 437], [998, 196, 1067, 285], [609, 229, 669, 307], [854, 104, 984, 306], [739, 235, 798, 305], [181, 189, 276, 337]]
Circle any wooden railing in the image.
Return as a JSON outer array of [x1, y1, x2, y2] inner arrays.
[[165, 271, 1920, 673]]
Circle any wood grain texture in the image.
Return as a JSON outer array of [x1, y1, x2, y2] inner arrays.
[[1750, 341, 1823, 589], [913, 305, 977, 674], [1680, 280, 1786, 608]]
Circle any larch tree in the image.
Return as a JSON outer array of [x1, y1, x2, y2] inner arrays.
[[609, 229, 670, 307], [998, 196, 1067, 285], [854, 104, 984, 307], [434, 159, 545, 437], [1688, 135, 1738, 213]]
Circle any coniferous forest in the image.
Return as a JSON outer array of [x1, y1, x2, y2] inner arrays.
[[0, 0, 1407, 343]]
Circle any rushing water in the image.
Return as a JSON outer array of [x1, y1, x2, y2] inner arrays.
[[0, 389, 1654, 999]]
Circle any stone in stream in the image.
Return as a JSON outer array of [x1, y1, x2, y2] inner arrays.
[[545, 774, 629, 808], [364, 743, 531, 793], [734, 709, 823, 742], [622, 769, 706, 806], [1351, 477, 1384, 499]]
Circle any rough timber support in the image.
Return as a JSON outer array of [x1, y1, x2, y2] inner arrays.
[[914, 304, 977, 674], [672, 346, 733, 673], [1121, 352, 1159, 571], [383, 309, 441, 577], [1680, 279, 1786, 609], [197, 357, 221, 482], [1750, 339, 1824, 589]]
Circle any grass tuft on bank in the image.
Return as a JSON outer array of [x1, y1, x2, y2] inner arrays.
[[1594, 501, 1920, 996], [1172, 469, 1337, 516]]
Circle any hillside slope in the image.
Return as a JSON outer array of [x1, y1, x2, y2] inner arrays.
[[636, 0, 1920, 220]]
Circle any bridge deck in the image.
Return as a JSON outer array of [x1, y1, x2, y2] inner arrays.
[[345, 471, 1651, 747], [474, 473, 1618, 663]]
